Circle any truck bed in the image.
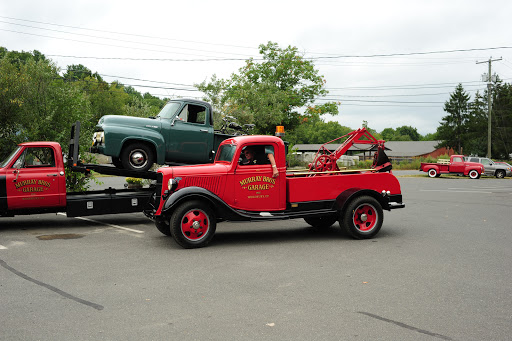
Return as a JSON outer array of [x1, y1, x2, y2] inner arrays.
[[286, 171, 401, 203]]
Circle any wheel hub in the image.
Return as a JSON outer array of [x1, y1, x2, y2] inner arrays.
[[360, 213, 368, 222], [192, 220, 201, 230], [131, 151, 146, 166]]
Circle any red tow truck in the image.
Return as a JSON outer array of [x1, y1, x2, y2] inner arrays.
[[145, 128, 405, 248], [0, 123, 158, 218], [420, 155, 483, 179]]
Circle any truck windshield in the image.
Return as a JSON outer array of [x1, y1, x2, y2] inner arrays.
[[0, 146, 22, 168], [157, 102, 182, 119], [216, 144, 237, 162]]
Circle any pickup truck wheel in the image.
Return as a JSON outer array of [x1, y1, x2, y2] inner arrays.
[[428, 169, 438, 178], [304, 215, 338, 229], [495, 170, 505, 179], [341, 196, 383, 239], [170, 200, 216, 249], [155, 220, 171, 236], [469, 170, 480, 179], [121, 143, 154, 172]]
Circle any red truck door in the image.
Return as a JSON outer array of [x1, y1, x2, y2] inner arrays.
[[5, 146, 65, 210], [233, 144, 282, 211], [450, 156, 465, 173]]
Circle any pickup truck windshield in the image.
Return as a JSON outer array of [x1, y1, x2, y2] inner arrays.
[[157, 102, 182, 119], [216, 144, 236, 162], [0, 146, 21, 168]]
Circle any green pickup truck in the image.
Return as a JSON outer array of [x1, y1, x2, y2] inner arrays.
[[91, 98, 233, 171]]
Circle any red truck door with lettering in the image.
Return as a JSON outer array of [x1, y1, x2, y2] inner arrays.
[[233, 144, 282, 211], [5, 146, 64, 210]]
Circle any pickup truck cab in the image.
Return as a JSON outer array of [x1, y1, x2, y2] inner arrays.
[[91, 98, 233, 172], [1, 141, 154, 218], [464, 156, 512, 178], [145, 135, 405, 248], [420, 155, 483, 179]]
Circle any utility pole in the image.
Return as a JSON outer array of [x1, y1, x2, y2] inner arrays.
[[476, 57, 501, 158]]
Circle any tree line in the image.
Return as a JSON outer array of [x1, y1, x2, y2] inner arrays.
[[437, 83, 512, 159], [1, 43, 511, 163]]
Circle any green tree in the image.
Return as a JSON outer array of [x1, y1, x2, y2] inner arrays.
[[491, 82, 512, 158], [395, 126, 420, 141], [196, 41, 338, 135], [0, 48, 94, 190], [465, 91, 488, 156], [437, 84, 470, 154], [286, 114, 352, 145]]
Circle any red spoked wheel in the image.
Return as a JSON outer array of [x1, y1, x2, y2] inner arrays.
[[341, 196, 383, 239], [313, 155, 337, 172], [170, 200, 216, 248], [352, 203, 378, 231], [181, 209, 209, 241]]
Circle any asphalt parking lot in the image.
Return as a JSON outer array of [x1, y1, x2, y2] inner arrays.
[[1, 175, 511, 341]]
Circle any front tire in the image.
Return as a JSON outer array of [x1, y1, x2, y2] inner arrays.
[[304, 215, 338, 229], [340, 196, 383, 239], [469, 170, 480, 179], [170, 200, 216, 248], [495, 170, 506, 179], [121, 142, 155, 172]]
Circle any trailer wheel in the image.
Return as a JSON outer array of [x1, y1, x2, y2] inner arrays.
[[428, 169, 438, 178], [121, 142, 154, 172], [304, 215, 338, 229], [155, 220, 171, 236], [495, 170, 506, 179], [170, 200, 216, 248], [468, 170, 480, 179], [341, 196, 383, 239]]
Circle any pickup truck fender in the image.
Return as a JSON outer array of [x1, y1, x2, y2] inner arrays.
[[335, 188, 394, 213], [161, 186, 250, 222], [105, 126, 166, 165]]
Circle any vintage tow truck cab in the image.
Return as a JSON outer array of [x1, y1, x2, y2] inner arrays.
[[145, 128, 405, 248]]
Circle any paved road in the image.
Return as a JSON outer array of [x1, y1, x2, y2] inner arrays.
[[1, 176, 511, 340]]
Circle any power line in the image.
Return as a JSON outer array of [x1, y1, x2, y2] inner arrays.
[[0, 16, 258, 51]]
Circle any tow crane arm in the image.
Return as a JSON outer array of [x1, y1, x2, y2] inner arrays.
[[308, 127, 391, 172]]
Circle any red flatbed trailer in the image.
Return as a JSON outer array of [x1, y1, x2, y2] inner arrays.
[[145, 132, 404, 248]]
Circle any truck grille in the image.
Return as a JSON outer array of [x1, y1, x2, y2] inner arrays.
[[182, 176, 221, 194]]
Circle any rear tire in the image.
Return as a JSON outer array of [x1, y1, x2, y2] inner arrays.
[[340, 196, 383, 239], [428, 169, 438, 178], [170, 200, 216, 249], [304, 215, 338, 229], [496, 170, 505, 179]]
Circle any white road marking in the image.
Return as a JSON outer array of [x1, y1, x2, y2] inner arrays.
[[420, 189, 493, 194], [57, 213, 144, 234], [0, 245, 7, 250]]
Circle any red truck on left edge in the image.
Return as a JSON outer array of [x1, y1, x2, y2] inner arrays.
[[0, 122, 159, 218]]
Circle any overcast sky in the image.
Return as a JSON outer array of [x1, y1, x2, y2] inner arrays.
[[2, 0, 512, 135]]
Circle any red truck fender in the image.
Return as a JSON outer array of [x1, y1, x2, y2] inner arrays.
[[335, 188, 396, 213], [159, 186, 251, 222]]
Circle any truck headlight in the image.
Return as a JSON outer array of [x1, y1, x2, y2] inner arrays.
[[93, 131, 105, 144], [168, 178, 179, 191]]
